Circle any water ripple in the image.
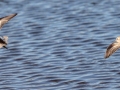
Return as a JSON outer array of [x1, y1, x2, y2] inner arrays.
[[0, 0, 120, 90]]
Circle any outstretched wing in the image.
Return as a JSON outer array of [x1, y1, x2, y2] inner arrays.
[[105, 42, 120, 58], [3, 36, 8, 44], [0, 38, 7, 49], [0, 13, 17, 29]]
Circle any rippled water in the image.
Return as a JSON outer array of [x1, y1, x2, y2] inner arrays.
[[0, 0, 120, 90]]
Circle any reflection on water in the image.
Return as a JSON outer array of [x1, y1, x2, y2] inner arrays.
[[0, 0, 120, 90]]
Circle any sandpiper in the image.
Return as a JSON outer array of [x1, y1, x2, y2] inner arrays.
[[105, 37, 120, 58]]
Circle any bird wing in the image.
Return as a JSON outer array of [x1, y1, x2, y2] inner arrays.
[[0, 13, 17, 29], [0, 38, 7, 44], [3, 36, 8, 44], [105, 42, 120, 58]]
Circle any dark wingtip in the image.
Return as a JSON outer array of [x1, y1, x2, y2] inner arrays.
[[10, 13, 17, 17], [104, 54, 110, 59], [13, 13, 17, 16]]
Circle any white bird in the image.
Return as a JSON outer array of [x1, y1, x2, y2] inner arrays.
[[105, 37, 120, 58], [0, 13, 17, 29], [0, 36, 8, 49]]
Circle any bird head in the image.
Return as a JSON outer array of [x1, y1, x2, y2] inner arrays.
[[116, 37, 120, 42]]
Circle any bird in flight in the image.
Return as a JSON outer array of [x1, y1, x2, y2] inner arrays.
[[0, 13, 17, 49], [105, 36, 120, 58]]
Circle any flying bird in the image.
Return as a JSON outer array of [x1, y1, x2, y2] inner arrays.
[[0, 36, 8, 49], [105, 37, 120, 58], [0, 13, 17, 49], [0, 13, 17, 29]]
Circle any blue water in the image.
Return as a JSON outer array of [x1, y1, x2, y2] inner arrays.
[[0, 0, 120, 90]]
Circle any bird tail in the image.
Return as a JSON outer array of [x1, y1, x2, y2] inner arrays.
[[3, 46, 8, 49]]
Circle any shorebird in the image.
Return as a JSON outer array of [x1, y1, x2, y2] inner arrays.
[[105, 37, 120, 58], [0, 13, 17, 49], [0, 36, 8, 49], [0, 13, 17, 29]]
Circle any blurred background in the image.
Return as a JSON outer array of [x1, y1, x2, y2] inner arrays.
[[0, 0, 120, 90]]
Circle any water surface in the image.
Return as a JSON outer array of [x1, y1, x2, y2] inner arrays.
[[0, 0, 120, 90]]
